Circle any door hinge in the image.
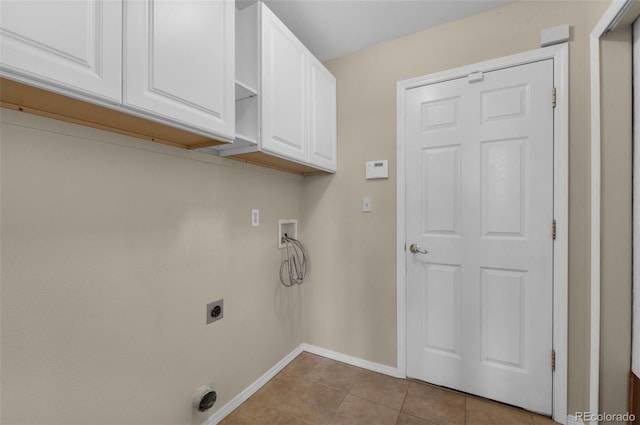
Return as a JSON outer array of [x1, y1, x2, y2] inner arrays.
[[552, 87, 557, 108], [551, 349, 556, 371], [552, 219, 557, 240]]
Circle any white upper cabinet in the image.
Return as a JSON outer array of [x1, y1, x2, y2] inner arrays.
[[124, 0, 235, 140], [1, 0, 332, 171], [0, 0, 235, 146], [224, 2, 335, 173], [260, 4, 307, 163], [308, 55, 337, 171], [0, 0, 122, 102]]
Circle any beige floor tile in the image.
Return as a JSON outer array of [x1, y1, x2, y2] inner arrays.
[[280, 352, 324, 378], [349, 369, 409, 410], [401, 382, 465, 425], [219, 396, 313, 425], [465, 396, 534, 425], [303, 357, 364, 392], [396, 413, 440, 425], [276, 377, 347, 424], [250, 372, 298, 405], [532, 414, 561, 425], [327, 394, 400, 425], [221, 353, 559, 425]]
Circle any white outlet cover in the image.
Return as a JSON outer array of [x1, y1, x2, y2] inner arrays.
[[251, 209, 259, 227]]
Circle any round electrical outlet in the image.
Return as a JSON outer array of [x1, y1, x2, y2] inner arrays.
[[206, 299, 224, 324]]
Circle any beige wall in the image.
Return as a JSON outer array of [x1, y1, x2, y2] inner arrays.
[[0, 108, 304, 425], [302, 0, 613, 416]]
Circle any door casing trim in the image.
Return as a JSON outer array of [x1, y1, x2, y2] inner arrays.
[[589, 0, 637, 417], [396, 44, 568, 423]]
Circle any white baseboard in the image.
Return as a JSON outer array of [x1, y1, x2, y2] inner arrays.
[[203, 343, 399, 424], [203, 345, 304, 425], [300, 343, 399, 378]]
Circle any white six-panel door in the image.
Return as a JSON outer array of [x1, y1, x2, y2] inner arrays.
[[405, 59, 554, 414]]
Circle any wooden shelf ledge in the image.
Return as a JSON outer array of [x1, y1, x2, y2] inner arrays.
[[0, 78, 227, 150]]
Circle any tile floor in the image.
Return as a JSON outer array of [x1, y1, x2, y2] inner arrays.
[[219, 352, 560, 425]]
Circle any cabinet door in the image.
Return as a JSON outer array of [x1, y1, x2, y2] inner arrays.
[[260, 3, 307, 162], [308, 56, 337, 172], [0, 0, 122, 102], [124, 0, 235, 140]]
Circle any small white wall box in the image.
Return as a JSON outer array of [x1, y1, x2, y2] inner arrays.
[[366, 160, 389, 179], [278, 219, 298, 248], [540, 24, 570, 47]]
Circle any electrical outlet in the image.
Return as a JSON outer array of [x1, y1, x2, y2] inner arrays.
[[206, 299, 224, 324], [251, 209, 259, 227]]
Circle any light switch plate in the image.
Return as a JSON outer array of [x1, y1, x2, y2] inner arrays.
[[362, 196, 372, 213]]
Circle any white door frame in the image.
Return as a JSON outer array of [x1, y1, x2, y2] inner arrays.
[[397, 44, 568, 423], [589, 0, 637, 418]]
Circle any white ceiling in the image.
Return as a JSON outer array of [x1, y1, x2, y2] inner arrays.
[[241, 0, 514, 61]]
